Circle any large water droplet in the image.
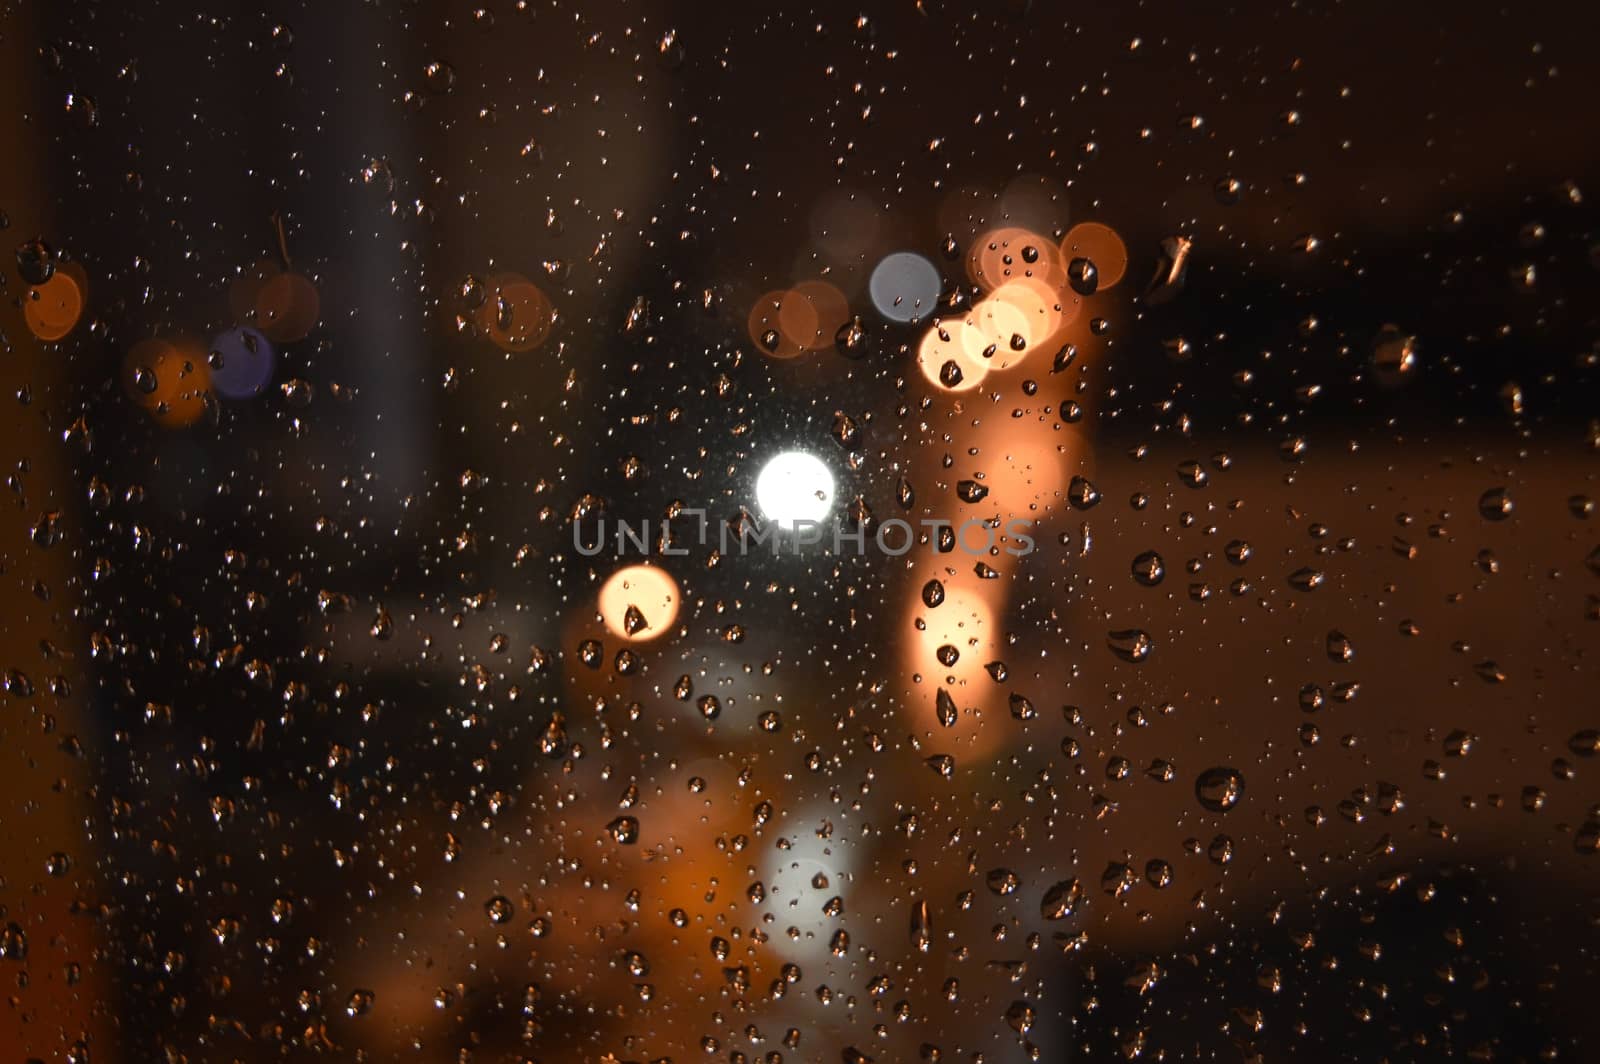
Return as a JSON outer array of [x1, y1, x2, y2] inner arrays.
[[1195, 766, 1245, 813]]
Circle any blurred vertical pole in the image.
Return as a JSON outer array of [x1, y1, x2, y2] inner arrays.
[[0, 7, 115, 1061]]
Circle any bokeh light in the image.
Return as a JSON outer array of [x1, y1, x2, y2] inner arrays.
[[1060, 221, 1129, 290], [23, 263, 86, 342], [748, 281, 852, 358], [868, 251, 941, 323], [598, 564, 680, 642], [786, 280, 850, 352], [992, 277, 1064, 346], [255, 270, 321, 342], [755, 450, 835, 529], [208, 326, 275, 399], [900, 580, 1010, 758], [918, 219, 1108, 392], [966, 227, 1065, 293], [916, 317, 990, 392], [476, 272, 553, 352], [747, 288, 807, 359], [123, 338, 212, 428]]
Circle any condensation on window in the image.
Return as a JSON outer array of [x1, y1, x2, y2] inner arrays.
[[1, 4, 1597, 1062]]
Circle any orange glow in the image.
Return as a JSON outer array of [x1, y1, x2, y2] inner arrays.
[[917, 279, 1076, 393], [899, 580, 1011, 757], [747, 289, 797, 359], [476, 273, 553, 352], [745, 286, 844, 361], [752, 280, 853, 356], [1060, 221, 1129, 290], [916, 317, 989, 391], [892, 409, 1076, 753], [123, 338, 211, 427], [787, 280, 850, 351], [255, 271, 321, 342], [962, 296, 1031, 365], [598, 565, 680, 642], [909, 582, 1000, 692], [23, 265, 85, 342], [987, 276, 1080, 356], [774, 289, 820, 353], [966, 227, 1063, 293], [964, 414, 1076, 522]]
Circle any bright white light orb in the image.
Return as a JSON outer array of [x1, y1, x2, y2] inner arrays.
[[755, 451, 835, 530]]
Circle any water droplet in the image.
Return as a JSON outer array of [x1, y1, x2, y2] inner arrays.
[[369, 608, 393, 640], [345, 989, 376, 1018], [423, 60, 456, 94], [1107, 628, 1154, 663], [1039, 878, 1083, 919], [832, 410, 863, 449], [1067, 256, 1098, 295], [1195, 766, 1246, 813], [1176, 460, 1209, 489], [1478, 486, 1514, 521], [1131, 551, 1165, 586], [1068, 475, 1101, 509], [16, 238, 53, 285], [1008, 693, 1036, 720], [910, 899, 932, 952], [835, 316, 868, 358], [1288, 566, 1325, 591], [607, 816, 640, 844]]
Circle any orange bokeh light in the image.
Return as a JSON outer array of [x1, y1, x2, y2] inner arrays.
[[255, 271, 321, 342], [598, 564, 681, 642], [966, 227, 1064, 293], [916, 317, 989, 391], [748, 281, 851, 359], [24, 266, 86, 342], [899, 579, 1011, 756], [787, 280, 850, 352], [1060, 221, 1129, 291], [123, 338, 212, 427], [747, 289, 805, 359], [476, 273, 554, 353], [987, 276, 1080, 354]]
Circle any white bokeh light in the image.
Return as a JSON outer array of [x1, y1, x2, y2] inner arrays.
[[869, 251, 941, 323], [755, 451, 835, 529]]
